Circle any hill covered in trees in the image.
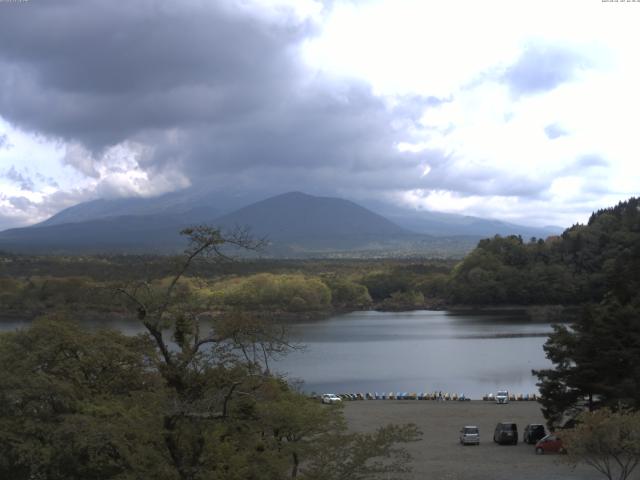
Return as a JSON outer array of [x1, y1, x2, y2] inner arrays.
[[447, 197, 640, 306]]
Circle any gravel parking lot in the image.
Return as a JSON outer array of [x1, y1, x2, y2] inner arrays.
[[343, 400, 601, 480]]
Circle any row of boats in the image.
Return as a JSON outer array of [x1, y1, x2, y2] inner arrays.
[[330, 392, 470, 401], [326, 392, 539, 401], [482, 393, 538, 401]]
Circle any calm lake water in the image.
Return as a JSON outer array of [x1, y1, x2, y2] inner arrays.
[[0, 309, 554, 399], [274, 310, 554, 398]]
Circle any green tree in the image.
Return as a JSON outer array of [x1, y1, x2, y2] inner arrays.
[[534, 300, 640, 428], [0, 318, 170, 480], [323, 277, 372, 308]]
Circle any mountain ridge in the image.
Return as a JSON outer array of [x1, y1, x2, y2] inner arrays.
[[0, 190, 561, 257]]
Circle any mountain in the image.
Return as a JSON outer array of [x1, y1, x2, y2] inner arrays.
[[0, 190, 558, 257], [364, 201, 563, 239], [211, 191, 423, 254], [0, 214, 191, 254], [214, 192, 408, 239], [2, 192, 468, 256], [388, 210, 562, 239], [37, 186, 257, 227]]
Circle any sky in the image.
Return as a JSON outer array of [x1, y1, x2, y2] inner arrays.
[[0, 0, 639, 231]]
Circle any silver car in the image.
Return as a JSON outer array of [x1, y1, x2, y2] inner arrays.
[[459, 426, 480, 445]]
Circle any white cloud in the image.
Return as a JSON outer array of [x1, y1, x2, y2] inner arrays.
[[0, 118, 191, 228], [302, 0, 640, 226]]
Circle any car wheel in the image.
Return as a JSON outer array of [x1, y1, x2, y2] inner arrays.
[[536, 447, 544, 455]]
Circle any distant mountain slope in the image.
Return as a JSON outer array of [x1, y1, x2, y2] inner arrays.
[[0, 190, 557, 257], [0, 214, 191, 253], [34, 187, 560, 240], [213, 192, 408, 240], [1, 192, 451, 256], [37, 186, 257, 227], [368, 203, 563, 238]]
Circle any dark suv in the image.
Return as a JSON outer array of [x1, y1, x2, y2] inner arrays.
[[493, 422, 518, 445], [523, 424, 546, 444]]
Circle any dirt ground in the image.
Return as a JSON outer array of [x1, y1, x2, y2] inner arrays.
[[342, 400, 602, 480]]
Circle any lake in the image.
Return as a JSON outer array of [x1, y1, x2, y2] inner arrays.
[[0, 309, 554, 399], [274, 310, 554, 398]]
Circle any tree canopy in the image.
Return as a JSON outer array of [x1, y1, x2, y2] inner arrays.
[[448, 197, 640, 306], [531, 199, 640, 427], [0, 226, 421, 479]]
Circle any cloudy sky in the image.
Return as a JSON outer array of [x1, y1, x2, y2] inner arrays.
[[0, 0, 639, 231]]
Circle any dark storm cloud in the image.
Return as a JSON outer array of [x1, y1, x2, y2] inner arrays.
[[0, 0, 421, 184], [418, 156, 547, 198], [0, 0, 547, 206], [544, 123, 568, 140], [0, 0, 306, 150], [503, 45, 587, 96]]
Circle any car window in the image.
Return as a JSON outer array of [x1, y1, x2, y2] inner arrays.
[[464, 428, 478, 434]]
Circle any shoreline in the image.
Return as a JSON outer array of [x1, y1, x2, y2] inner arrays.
[[0, 303, 579, 325]]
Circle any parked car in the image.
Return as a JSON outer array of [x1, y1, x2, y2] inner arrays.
[[321, 393, 342, 404], [523, 424, 546, 444], [493, 422, 518, 445], [495, 390, 509, 404], [535, 434, 566, 454], [459, 426, 480, 445]]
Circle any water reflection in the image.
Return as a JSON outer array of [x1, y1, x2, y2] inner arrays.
[[0, 310, 554, 399], [275, 310, 554, 398]]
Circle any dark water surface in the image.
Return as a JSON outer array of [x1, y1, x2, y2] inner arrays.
[[274, 310, 554, 398], [0, 309, 554, 399]]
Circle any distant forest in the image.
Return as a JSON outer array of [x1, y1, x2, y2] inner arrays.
[[1, 197, 638, 319]]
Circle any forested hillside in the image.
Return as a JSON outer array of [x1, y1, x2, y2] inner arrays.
[[448, 197, 640, 306], [442, 197, 640, 426], [526, 198, 640, 426]]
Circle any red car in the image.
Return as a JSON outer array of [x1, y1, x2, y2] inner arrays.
[[535, 434, 566, 454]]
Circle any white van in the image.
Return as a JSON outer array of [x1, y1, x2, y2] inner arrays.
[[495, 390, 509, 404]]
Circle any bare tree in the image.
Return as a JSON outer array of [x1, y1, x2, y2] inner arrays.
[[563, 409, 640, 480], [116, 226, 301, 480], [117, 226, 276, 384]]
